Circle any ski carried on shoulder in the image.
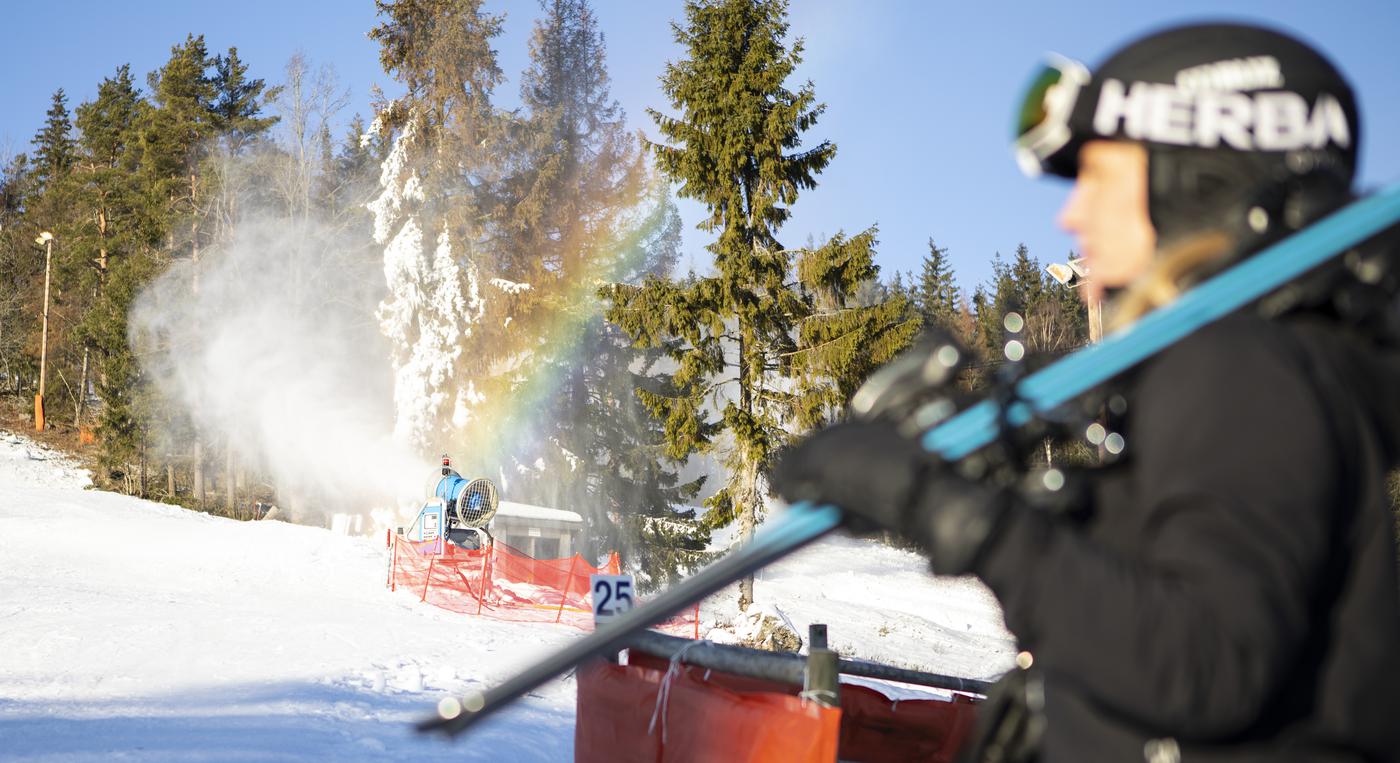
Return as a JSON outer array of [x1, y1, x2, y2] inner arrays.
[[417, 181, 1400, 739]]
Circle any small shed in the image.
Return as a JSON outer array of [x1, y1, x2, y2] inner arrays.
[[490, 500, 584, 560]]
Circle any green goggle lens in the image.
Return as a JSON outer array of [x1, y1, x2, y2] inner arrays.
[[1012, 55, 1090, 177], [1016, 66, 1064, 140]]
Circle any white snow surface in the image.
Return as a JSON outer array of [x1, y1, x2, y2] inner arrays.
[[0, 430, 1014, 761]]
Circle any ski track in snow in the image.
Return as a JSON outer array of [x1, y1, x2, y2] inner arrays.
[[0, 430, 1014, 760]]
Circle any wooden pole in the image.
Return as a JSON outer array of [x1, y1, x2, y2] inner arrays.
[[1087, 291, 1103, 344], [35, 237, 53, 432]]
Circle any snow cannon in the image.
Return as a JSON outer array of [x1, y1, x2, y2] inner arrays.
[[434, 455, 499, 530], [401, 455, 500, 551]]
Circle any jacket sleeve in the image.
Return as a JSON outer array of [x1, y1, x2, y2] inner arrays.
[[975, 319, 1338, 740]]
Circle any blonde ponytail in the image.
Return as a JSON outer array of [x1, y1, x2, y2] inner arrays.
[[1106, 231, 1234, 331]]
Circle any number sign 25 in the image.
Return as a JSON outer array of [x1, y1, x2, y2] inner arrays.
[[591, 574, 635, 624]]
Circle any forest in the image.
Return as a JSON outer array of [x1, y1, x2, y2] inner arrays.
[[0, 0, 1092, 589]]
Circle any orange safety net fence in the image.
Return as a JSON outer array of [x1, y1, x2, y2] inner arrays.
[[387, 533, 699, 636], [576, 660, 842, 763], [578, 651, 979, 763]]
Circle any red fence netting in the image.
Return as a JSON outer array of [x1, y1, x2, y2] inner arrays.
[[576, 659, 842, 763], [387, 533, 699, 635], [577, 651, 979, 763]]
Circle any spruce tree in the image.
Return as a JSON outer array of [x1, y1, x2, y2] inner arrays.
[[141, 35, 218, 218], [789, 227, 920, 430], [68, 66, 151, 437], [369, 0, 510, 456], [607, 0, 849, 609], [0, 154, 39, 399], [25, 88, 90, 430], [33, 90, 76, 187], [972, 244, 1087, 370], [497, 0, 680, 561], [915, 238, 962, 333], [211, 47, 280, 154], [593, 195, 710, 590]]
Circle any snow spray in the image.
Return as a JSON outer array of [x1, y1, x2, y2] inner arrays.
[[130, 186, 428, 528]]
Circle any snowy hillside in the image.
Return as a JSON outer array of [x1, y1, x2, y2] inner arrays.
[[0, 430, 1013, 761]]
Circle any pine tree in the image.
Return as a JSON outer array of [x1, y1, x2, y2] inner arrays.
[[885, 269, 915, 312], [915, 238, 962, 333], [789, 227, 920, 430], [0, 154, 38, 397], [211, 47, 280, 153], [592, 195, 710, 590], [971, 243, 1087, 378], [326, 114, 381, 216], [25, 88, 91, 431], [504, 0, 640, 278], [141, 35, 219, 222], [1008, 243, 1045, 317], [68, 65, 151, 438], [492, 0, 685, 562], [131, 36, 276, 506], [972, 251, 1014, 360], [368, 0, 509, 456], [606, 0, 848, 610], [32, 90, 76, 187]]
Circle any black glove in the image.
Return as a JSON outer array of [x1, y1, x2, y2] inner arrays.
[[770, 419, 1012, 575]]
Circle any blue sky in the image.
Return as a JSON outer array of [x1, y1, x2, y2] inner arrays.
[[2, 1, 1397, 291]]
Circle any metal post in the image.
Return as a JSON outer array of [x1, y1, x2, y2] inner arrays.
[[388, 532, 399, 591], [556, 554, 580, 624], [803, 624, 840, 708], [477, 539, 492, 615], [422, 557, 436, 602], [626, 629, 995, 696]]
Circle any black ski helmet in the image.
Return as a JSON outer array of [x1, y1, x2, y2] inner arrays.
[[1014, 23, 1359, 249]]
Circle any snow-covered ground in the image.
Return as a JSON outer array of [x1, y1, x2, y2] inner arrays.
[[0, 430, 1014, 761]]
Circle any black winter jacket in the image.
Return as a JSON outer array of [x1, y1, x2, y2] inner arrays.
[[975, 312, 1400, 762]]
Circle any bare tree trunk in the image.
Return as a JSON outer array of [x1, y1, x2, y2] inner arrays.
[[737, 329, 755, 611], [167, 462, 175, 498], [74, 348, 90, 428], [225, 441, 235, 514], [737, 483, 756, 610], [193, 440, 205, 507], [190, 172, 206, 509], [138, 433, 148, 498]]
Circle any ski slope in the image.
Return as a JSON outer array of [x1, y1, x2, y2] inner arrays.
[[0, 430, 1014, 761]]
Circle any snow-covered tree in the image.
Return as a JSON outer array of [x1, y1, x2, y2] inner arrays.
[[367, 0, 504, 455]]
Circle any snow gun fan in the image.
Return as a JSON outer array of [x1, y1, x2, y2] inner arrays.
[[435, 454, 499, 548]]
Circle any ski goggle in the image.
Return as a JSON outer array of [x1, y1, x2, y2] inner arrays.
[[1013, 54, 1091, 178]]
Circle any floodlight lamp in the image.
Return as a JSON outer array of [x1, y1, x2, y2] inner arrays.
[[1045, 262, 1077, 286]]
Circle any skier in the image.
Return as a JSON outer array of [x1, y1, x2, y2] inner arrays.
[[773, 23, 1400, 762]]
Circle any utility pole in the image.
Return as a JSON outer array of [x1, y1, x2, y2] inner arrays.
[[1046, 257, 1101, 342], [1086, 291, 1103, 344], [34, 231, 54, 432], [1048, 257, 1106, 461]]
